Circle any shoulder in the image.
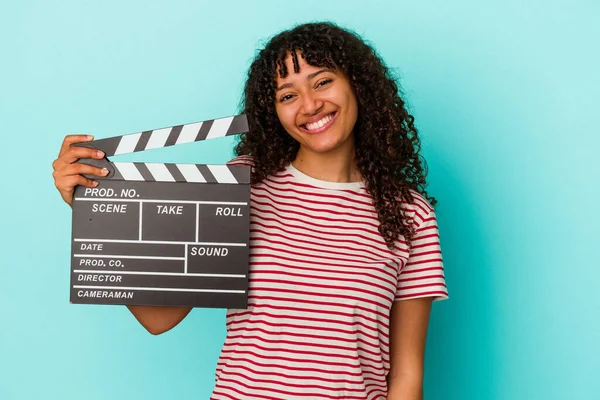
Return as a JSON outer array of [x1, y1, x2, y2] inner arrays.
[[406, 189, 434, 215], [405, 189, 436, 227], [226, 155, 255, 169]]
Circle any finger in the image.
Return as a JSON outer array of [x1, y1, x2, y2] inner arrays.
[[56, 174, 99, 195], [56, 175, 98, 205], [59, 134, 95, 157], [56, 163, 109, 179], [58, 175, 99, 206], [55, 146, 105, 167], [59, 174, 100, 206], [74, 174, 100, 188]]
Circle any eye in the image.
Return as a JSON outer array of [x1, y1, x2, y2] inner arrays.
[[279, 93, 294, 102], [316, 78, 333, 88]]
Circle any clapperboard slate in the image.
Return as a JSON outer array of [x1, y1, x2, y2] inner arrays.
[[70, 114, 251, 308]]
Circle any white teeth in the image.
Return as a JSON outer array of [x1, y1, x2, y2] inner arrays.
[[305, 113, 334, 131]]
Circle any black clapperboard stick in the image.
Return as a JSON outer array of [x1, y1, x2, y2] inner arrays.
[[70, 114, 251, 308]]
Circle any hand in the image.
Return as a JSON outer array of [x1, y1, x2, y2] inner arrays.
[[52, 134, 109, 206]]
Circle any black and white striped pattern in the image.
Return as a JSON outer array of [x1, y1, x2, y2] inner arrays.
[[90, 114, 248, 157], [110, 163, 250, 184]]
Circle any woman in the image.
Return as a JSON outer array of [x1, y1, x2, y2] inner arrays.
[[52, 22, 448, 400]]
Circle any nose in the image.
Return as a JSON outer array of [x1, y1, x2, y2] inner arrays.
[[299, 91, 324, 116]]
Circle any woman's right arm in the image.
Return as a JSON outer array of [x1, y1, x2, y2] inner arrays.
[[52, 134, 192, 335]]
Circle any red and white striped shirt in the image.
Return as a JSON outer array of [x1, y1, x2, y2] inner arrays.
[[211, 156, 448, 400]]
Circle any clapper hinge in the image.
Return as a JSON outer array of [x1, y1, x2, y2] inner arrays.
[[71, 142, 116, 179]]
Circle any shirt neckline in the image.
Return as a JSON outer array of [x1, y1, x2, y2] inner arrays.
[[285, 163, 365, 190]]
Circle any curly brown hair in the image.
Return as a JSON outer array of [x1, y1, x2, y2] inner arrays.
[[235, 21, 436, 249]]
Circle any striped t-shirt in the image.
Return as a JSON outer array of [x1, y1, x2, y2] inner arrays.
[[211, 156, 448, 400]]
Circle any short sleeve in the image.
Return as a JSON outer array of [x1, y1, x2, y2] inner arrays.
[[226, 155, 255, 169], [395, 207, 449, 302]]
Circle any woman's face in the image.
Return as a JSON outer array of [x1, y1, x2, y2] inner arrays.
[[274, 53, 358, 157]]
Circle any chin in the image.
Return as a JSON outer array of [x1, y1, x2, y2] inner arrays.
[[304, 140, 347, 154], [311, 132, 352, 151]]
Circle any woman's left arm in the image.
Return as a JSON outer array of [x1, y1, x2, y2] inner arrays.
[[386, 297, 433, 400]]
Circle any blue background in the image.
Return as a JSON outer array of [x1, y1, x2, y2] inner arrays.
[[1, 1, 598, 399]]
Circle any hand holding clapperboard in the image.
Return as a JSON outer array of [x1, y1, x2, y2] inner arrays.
[[69, 114, 251, 308]]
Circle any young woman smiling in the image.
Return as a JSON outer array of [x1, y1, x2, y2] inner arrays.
[[52, 22, 448, 400]]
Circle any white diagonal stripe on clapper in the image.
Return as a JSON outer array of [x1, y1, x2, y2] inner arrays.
[[114, 162, 144, 181], [145, 127, 171, 150], [208, 165, 237, 183], [176, 164, 206, 183], [114, 132, 142, 155], [206, 116, 234, 140], [145, 163, 175, 182], [176, 122, 203, 144]]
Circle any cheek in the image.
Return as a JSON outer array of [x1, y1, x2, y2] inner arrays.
[[275, 106, 295, 131], [342, 93, 358, 128]]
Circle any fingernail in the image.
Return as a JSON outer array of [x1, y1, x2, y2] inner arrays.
[[101, 168, 109, 175], [96, 151, 104, 158], [87, 135, 94, 140], [93, 181, 99, 186]]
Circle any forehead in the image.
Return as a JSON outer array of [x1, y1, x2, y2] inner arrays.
[[275, 52, 327, 83]]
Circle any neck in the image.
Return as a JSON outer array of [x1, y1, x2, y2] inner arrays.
[[292, 143, 362, 183]]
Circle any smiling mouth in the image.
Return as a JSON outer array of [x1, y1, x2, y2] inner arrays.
[[300, 112, 337, 133]]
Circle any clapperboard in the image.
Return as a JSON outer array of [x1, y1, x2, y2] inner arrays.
[[70, 115, 251, 308]]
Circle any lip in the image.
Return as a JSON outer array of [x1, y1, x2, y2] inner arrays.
[[298, 111, 338, 135]]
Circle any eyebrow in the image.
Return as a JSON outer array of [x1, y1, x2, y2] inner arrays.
[[276, 68, 333, 92]]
